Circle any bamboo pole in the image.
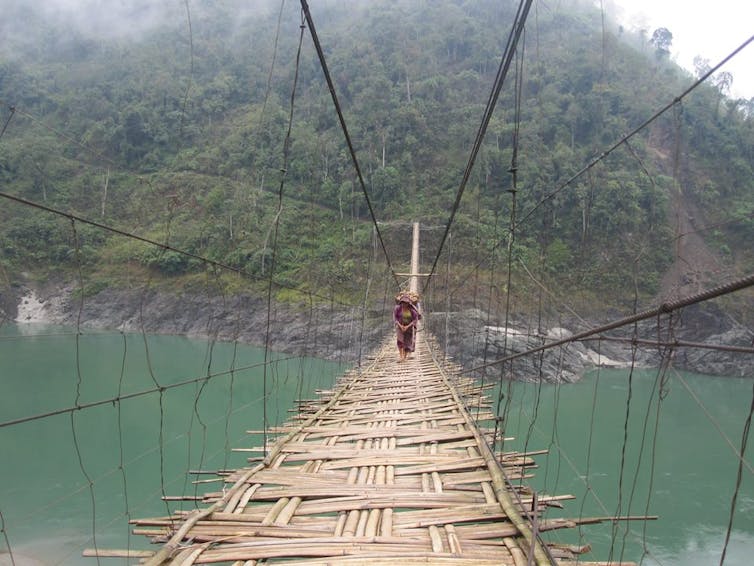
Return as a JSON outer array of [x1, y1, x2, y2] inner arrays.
[[425, 338, 553, 566], [143, 464, 265, 566]]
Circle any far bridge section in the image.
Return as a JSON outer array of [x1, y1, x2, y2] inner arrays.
[[87, 332, 638, 565]]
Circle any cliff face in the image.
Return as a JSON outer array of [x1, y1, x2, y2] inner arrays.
[[426, 305, 754, 380], [11, 283, 389, 364], [8, 284, 754, 379]]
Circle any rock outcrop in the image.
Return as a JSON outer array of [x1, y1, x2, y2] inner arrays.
[[8, 284, 753, 379]]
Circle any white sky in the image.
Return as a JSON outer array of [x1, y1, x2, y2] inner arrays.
[[607, 0, 754, 99]]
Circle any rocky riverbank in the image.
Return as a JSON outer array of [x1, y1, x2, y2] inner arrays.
[[431, 303, 754, 380], [4, 283, 390, 363], [3, 284, 752, 379]]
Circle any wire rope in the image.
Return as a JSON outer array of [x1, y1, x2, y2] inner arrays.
[[178, 0, 195, 139], [261, 6, 306, 456], [719, 380, 754, 565], [542, 358, 564, 496], [133, 195, 176, 520], [637, 354, 673, 564], [613, 255, 644, 560], [68, 219, 100, 563], [357, 226, 377, 367], [498, 29, 528, 444], [182, 270, 230, 506], [0, 105, 15, 140], [114, 330, 133, 557], [0, 508, 14, 566], [298, 0, 399, 286], [614, 353, 639, 560], [577, 353, 603, 550], [423, 0, 535, 293]]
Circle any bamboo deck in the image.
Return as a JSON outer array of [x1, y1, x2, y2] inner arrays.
[[88, 332, 635, 565]]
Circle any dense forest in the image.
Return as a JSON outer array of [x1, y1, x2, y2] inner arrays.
[[1, 0, 752, 317]]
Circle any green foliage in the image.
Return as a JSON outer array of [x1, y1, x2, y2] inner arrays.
[[546, 239, 573, 275], [139, 248, 201, 276], [0, 0, 751, 309], [72, 279, 110, 299]]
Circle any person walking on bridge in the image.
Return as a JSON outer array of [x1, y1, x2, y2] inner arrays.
[[394, 292, 420, 362]]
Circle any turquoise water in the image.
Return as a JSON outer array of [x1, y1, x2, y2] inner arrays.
[[0, 323, 347, 565], [1, 324, 752, 565], [496, 366, 754, 565]]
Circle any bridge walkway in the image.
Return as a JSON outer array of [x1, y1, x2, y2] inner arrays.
[[88, 331, 626, 565]]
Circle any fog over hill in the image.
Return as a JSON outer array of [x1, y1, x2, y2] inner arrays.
[[1, 0, 752, 368]]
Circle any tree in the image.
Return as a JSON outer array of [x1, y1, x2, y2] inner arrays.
[[713, 71, 734, 118], [693, 56, 710, 79], [371, 166, 401, 214], [650, 27, 673, 58], [714, 71, 733, 96]]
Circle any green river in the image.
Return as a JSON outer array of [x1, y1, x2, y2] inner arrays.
[[0, 323, 752, 565]]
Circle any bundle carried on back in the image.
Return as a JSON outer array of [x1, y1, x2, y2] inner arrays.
[[395, 291, 420, 305]]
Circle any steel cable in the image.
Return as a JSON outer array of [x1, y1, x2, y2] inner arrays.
[[299, 0, 399, 286]]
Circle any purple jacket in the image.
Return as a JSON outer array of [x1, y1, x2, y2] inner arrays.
[[394, 303, 419, 326]]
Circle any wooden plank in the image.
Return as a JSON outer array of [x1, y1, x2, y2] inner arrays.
[[194, 541, 513, 562], [318, 455, 484, 471]]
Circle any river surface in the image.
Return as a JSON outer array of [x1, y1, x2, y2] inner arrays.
[[1, 323, 752, 565], [494, 364, 754, 565]]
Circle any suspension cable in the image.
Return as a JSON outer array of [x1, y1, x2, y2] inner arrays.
[[719, 380, 754, 565], [299, 0, 399, 286], [422, 0, 535, 294]]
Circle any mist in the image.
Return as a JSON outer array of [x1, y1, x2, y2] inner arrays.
[[2, 0, 177, 43], [0, 0, 294, 58]]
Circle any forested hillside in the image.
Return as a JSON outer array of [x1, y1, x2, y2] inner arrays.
[[1, 0, 752, 316]]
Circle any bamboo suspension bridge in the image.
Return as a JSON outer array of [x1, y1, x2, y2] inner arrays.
[[82, 226, 647, 565], [86, 332, 641, 566], [1, 1, 754, 565]]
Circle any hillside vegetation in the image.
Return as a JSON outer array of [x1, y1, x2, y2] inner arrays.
[[1, 0, 752, 316]]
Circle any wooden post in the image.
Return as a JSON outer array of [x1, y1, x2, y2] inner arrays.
[[410, 222, 420, 294]]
